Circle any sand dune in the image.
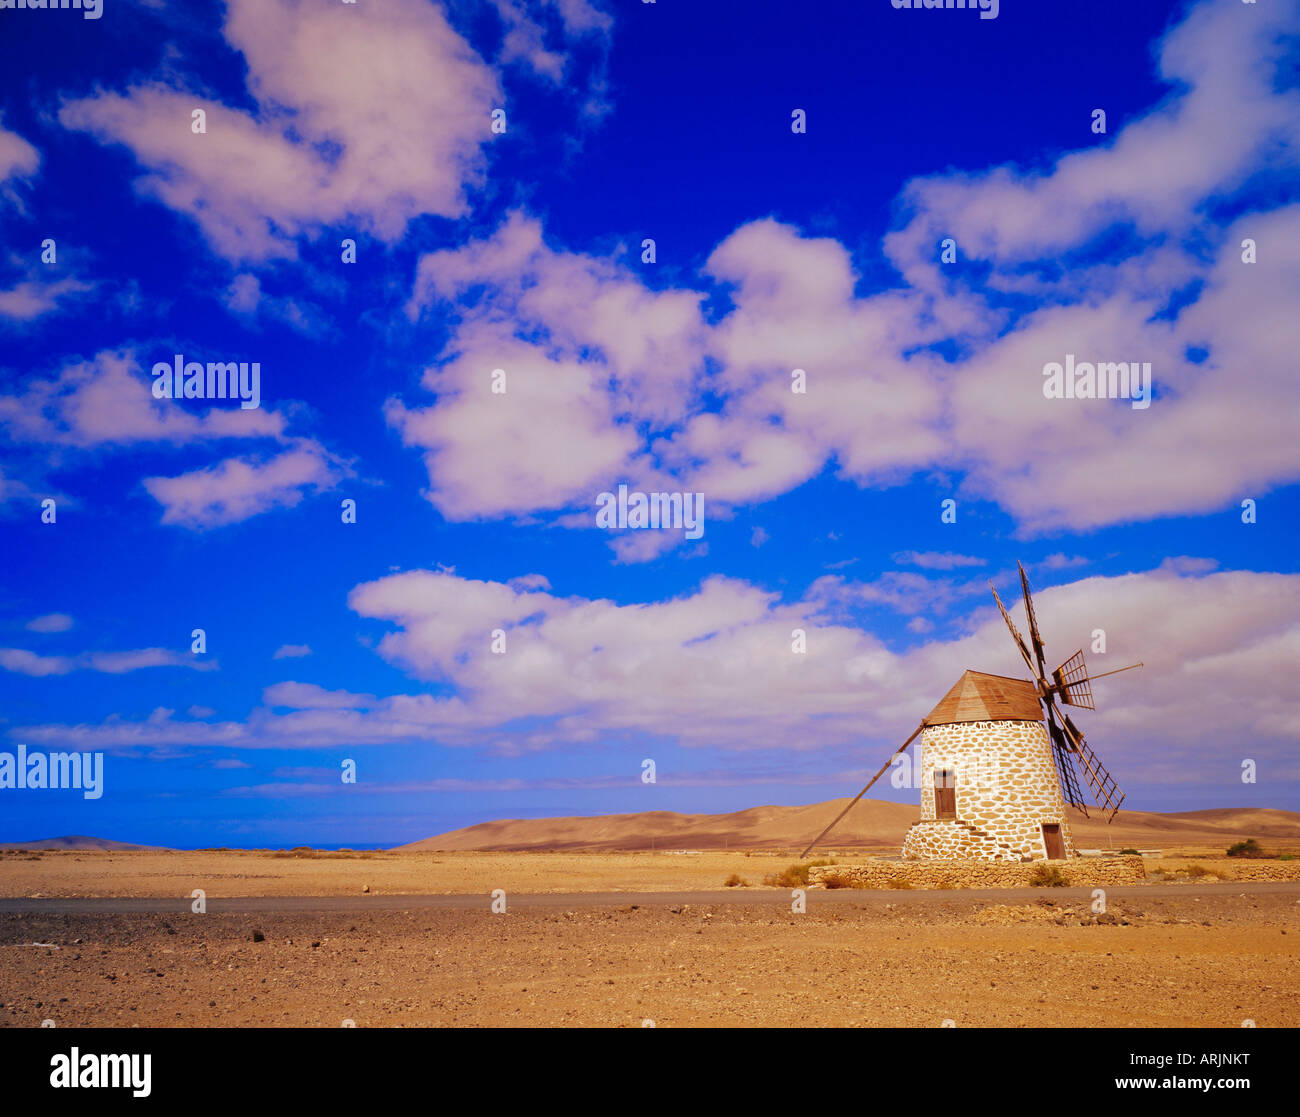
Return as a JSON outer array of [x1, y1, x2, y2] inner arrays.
[[401, 799, 1300, 852], [9, 801, 1299, 855], [0, 835, 163, 852]]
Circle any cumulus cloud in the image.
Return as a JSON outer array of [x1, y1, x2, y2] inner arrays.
[[57, 0, 611, 262], [882, 0, 1300, 285], [143, 440, 346, 528], [18, 565, 1299, 805], [0, 274, 93, 322], [0, 119, 39, 202], [59, 0, 500, 261], [0, 349, 285, 448], [389, 1, 1300, 540]]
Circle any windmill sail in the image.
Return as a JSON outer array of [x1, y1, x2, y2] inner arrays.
[[1018, 562, 1048, 678], [991, 566, 1135, 822], [1057, 709, 1126, 819], [1052, 649, 1095, 709], [1044, 701, 1088, 814], [990, 583, 1038, 677]]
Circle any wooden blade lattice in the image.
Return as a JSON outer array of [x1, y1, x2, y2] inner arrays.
[[1018, 562, 1048, 679], [1052, 649, 1095, 710], [1045, 701, 1088, 815], [1059, 710, 1126, 820], [990, 583, 1040, 681]]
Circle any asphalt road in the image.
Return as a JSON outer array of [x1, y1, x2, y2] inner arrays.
[[1, 879, 1296, 914]]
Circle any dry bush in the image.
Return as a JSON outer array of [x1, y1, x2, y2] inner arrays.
[[1029, 864, 1068, 887], [761, 860, 832, 888], [1179, 863, 1218, 878], [723, 873, 749, 887]]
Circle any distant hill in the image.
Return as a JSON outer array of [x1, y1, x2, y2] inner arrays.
[[0, 835, 165, 851], [398, 799, 1300, 853]]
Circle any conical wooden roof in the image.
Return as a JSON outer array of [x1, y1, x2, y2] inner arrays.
[[924, 670, 1044, 725]]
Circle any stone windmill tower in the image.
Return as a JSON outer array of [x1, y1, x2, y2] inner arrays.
[[802, 562, 1141, 862], [900, 670, 1074, 861]]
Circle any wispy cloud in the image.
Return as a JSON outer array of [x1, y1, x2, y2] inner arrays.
[[0, 646, 217, 677]]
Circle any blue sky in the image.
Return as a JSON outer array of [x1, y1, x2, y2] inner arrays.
[[0, 0, 1296, 848]]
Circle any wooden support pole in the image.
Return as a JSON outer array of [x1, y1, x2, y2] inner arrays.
[[799, 722, 925, 859]]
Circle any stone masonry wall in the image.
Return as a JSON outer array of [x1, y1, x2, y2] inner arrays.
[[808, 856, 1146, 890], [908, 719, 1075, 861], [901, 820, 1021, 862]]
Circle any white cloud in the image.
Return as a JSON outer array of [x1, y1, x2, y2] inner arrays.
[[143, 440, 346, 528], [57, 0, 612, 263], [489, 0, 611, 82], [387, 2, 1300, 539], [223, 272, 329, 336], [386, 332, 642, 520], [0, 119, 39, 200], [262, 681, 374, 710], [883, 0, 1300, 286], [17, 566, 1300, 801], [0, 646, 216, 676], [25, 613, 73, 633], [0, 275, 92, 321], [0, 349, 286, 448], [59, 0, 502, 261], [272, 643, 312, 660], [893, 551, 985, 571]]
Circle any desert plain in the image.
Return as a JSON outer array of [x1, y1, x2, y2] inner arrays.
[[2, 798, 1299, 1028]]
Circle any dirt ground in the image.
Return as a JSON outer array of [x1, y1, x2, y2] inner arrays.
[[3, 851, 1296, 1028], [3, 848, 1297, 899], [0, 849, 796, 898], [2, 890, 1296, 1028]]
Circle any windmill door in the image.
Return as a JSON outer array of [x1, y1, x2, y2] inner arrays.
[[1041, 823, 1065, 860], [934, 769, 957, 819]]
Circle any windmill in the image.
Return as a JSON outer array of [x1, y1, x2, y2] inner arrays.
[[988, 561, 1141, 823], [801, 561, 1141, 860]]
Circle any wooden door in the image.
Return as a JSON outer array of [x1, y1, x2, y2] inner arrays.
[[934, 768, 956, 819], [1042, 823, 1065, 860]]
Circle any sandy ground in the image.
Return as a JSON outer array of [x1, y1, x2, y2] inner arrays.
[[4, 848, 1297, 899], [0, 850, 799, 898], [1, 890, 1295, 1027]]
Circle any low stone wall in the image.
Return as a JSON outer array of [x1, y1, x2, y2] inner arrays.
[[1157, 859, 1300, 882], [807, 856, 1146, 890]]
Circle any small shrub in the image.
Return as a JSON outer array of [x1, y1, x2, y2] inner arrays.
[[821, 871, 857, 889], [723, 873, 748, 888], [1279, 854, 1294, 862], [762, 861, 824, 888], [1180, 863, 1217, 878], [1119, 848, 1140, 855], [1227, 839, 1264, 859], [1029, 864, 1067, 887]]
